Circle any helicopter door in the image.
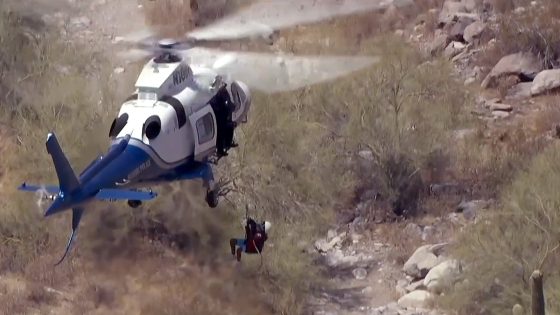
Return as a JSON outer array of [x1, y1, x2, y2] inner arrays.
[[229, 81, 251, 124], [189, 105, 217, 161]]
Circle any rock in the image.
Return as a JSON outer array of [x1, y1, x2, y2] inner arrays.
[[444, 41, 467, 59], [457, 199, 489, 220], [506, 82, 533, 100], [327, 229, 338, 241], [69, 16, 91, 30], [353, 268, 368, 280], [452, 129, 476, 140], [325, 249, 359, 267], [403, 243, 447, 279], [531, 69, 560, 96], [492, 110, 510, 119], [111, 36, 125, 44], [422, 225, 437, 241], [448, 17, 475, 42], [404, 223, 423, 239], [438, 1, 467, 26], [396, 279, 409, 297], [464, 20, 487, 43], [359, 150, 374, 161], [406, 279, 427, 292], [113, 67, 125, 74], [487, 102, 513, 112], [362, 286, 374, 294], [315, 232, 345, 253], [512, 304, 525, 315], [481, 52, 544, 89], [428, 31, 450, 56], [424, 260, 463, 294], [397, 290, 433, 308], [462, 0, 478, 11]]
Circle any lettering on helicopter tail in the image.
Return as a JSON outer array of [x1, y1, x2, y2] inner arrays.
[[127, 160, 152, 181], [172, 66, 190, 86]]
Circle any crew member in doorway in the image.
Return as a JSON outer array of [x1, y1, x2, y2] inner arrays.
[[230, 217, 271, 262], [211, 85, 237, 158]]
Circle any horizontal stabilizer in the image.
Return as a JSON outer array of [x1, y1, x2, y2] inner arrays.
[[18, 183, 59, 194], [95, 189, 157, 201]]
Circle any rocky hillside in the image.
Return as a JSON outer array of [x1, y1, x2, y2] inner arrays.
[[306, 0, 560, 314], [1, 0, 559, 315]]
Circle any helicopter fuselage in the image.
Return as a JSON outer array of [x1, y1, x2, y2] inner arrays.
[[104, 56, 251, 200]]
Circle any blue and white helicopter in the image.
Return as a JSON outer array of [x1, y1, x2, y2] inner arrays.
[[16, 0, 387, 265]]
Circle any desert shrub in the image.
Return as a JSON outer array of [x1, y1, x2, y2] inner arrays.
[[339, 35, 473, 217], [142, 0, 250, 37], [0, 4, 119, 271], [440, 142, 560, 314], [453, 120, 550, 199], [478, 0, 560, 69]]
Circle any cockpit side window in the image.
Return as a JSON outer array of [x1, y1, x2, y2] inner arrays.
[[109, 113, 129, 138]]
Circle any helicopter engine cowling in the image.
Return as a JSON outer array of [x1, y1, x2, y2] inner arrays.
[[228, 80, 251, 124]]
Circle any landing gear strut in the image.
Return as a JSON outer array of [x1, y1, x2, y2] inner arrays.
[[205, 189, 218, 208], [127, 200, 142, 208], [202, 163, 219, 208]]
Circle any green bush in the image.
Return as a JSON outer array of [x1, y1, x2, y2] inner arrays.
[[441, 142, 560, 314]]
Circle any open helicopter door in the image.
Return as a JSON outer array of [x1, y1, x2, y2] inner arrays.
[[189, 105, 217, 161], [229, 81, 251, 124]]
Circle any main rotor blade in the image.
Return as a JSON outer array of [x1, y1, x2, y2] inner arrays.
[[183, 47, 380, 93], [186, 0, 400, 42]]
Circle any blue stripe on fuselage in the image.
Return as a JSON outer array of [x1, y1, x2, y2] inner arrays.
[[45, 136, 207, 215]]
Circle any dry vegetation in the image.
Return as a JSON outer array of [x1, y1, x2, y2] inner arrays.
[[440, 142, 560, 314], [4, 0, 560, 314], [476, 0, 560, 69]]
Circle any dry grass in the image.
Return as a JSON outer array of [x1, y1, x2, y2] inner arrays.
[[477, 0, 560, 70], [142, 0, 251, 38], [439, 142, 560, 314]]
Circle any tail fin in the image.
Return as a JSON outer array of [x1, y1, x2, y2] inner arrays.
[[55, 207, 84, 266], [46, 132, 80, 194]]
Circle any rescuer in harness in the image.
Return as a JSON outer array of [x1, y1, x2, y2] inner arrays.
[[230, 217, 271, 262]]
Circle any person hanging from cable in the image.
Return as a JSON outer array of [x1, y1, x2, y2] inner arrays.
[[230, 216, 271, 262]]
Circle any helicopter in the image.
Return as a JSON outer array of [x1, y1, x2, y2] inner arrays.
[[16, 0, 396, 265]]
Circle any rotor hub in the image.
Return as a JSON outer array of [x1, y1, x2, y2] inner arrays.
[[157, 38, 179, 49]]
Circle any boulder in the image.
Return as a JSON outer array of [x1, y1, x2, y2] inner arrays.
[[444, 41, 467, 59], [462, 0, 478, 11], [314, 234, 343, 253], [492, 110, 510, 119], [481, 52, 544, 89], [447, 16, 476, 42], [397, 290, 433, 308], [531, 69, 560, 96], [403, 243, 447, 279], [463, 20, 487, 43], [406, 279, 427, 292], [506, 82, 533, 100], [424, 259, 463, 294], [396, 279, 408, 297], [487, 102, 512, 112], [438, 1, 468, 26], [352, 267, 367, 280], [429, 31, 451, 56]]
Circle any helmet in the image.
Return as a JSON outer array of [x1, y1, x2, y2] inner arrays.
[[264, 221, 272, 233]]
